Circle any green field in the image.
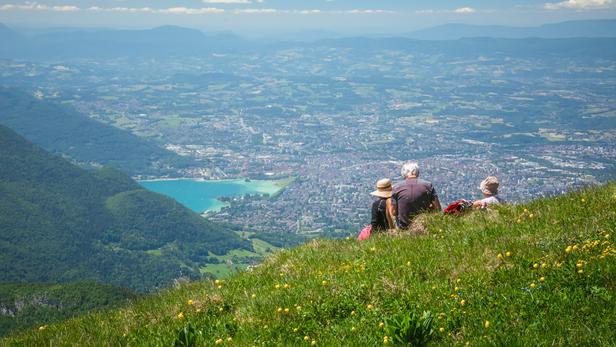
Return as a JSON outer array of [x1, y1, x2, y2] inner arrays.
[[3, 183, 615, 346], [200, 237, 280, 278]]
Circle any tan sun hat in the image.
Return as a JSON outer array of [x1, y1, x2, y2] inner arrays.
[[370, 178, 393, 198], [480, 176, 499, 195]]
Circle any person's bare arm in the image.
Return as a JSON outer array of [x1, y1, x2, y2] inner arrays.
[[386, 198, 396, 229], [472, 200, 484, 209]]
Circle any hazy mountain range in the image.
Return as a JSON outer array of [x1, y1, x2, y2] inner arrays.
[[406, 19, 616, 40], [1, 19, 616, 60]]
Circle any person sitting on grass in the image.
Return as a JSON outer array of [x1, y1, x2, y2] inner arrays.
[[370, 178, 396, 232], [392, 162, 441, 228], [472, 176, 503, 209]]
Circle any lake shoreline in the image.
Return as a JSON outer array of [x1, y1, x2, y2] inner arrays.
[[138, 177, 294, 213]]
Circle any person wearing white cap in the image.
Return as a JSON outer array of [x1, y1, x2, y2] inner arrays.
[[370, 178, 396, 231], [472, 176, 503, 209]]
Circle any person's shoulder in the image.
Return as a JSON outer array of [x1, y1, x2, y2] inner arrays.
[[392, 180, 405, 191], [417, 178, 434, 188]]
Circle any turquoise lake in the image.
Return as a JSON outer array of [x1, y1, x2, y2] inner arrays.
[[139, 178, 283, 213]]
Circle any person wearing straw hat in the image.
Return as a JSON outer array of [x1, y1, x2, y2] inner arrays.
[[472, 176, 503, 209], [370, 178, 396, 232]]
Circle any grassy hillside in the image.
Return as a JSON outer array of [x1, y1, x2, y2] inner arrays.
[[0, 125, 251, 292], [3, 183, 614, 346], [0, 282, 139, 338]]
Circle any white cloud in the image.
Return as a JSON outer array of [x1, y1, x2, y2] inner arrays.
[[158, 7, 224, 14], [454, 7, 476, 14], [346, 9, 395, 14], [0, 2, 393, 16], [234, 8, 277, 14], [415, 7, 478, 14], [51, 5, 79, 12], [0, 4, 226, 15], [0, 2, 78, 12], [203, 0, 252, 3], [544, 0, 614, 9]]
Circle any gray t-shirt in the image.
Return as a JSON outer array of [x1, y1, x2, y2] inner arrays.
[[392, 178, 437, 228]]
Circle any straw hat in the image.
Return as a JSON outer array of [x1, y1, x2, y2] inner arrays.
[[370, 178, 393, 198], [480, 176, 499, 195]]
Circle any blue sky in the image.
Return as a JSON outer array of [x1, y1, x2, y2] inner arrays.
[[1, 0, 615, 36]]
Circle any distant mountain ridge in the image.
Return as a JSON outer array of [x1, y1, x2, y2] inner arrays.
[[408, 19, 616, 40], [1, 20, 616, 59], [0, 124, 251, 292]]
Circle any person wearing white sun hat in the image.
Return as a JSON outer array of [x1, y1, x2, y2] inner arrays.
[[370, 178, 396, 231], [472, 176, 503, 209]]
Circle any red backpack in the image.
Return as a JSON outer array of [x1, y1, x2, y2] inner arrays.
[[444, 200, 472, 215]]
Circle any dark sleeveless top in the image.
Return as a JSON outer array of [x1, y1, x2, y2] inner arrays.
[[371, 198, 389, 231]]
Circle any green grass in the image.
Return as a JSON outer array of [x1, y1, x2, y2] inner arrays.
[[3, 183, 616, 346], [200, 239, 280, 278]]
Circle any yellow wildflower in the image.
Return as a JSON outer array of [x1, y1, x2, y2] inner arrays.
[[251, 293, 257, 299], [533, 263, 539, 269], [227, 337, 233, 342], [187, 299, 194, 306], [505, 251, 512, 257], [484, 320, 491, 329], [497, 253, 503, 260], [351, 326, 357, 332], [284, 308, 290, 313], [215, 338, 224, 345], [293, 328, 299, 333], [275, 284, 281, 289], [460, 300, 466, 306], [311, 340, 317, 346], [367, 304, 374, 310], [530, 283, 537, 289], [539, 277, 545, 282], [38, 325, 47, 331], [351, 310, 356, 315], [277, 307, 283, 313], [379, 322, 385, 329], [439, 327, 445, 333], [177, 312, 184, 320], [284, 283, 290, 289], [565, 245, 573, 253], [304, 336, 310, 341]]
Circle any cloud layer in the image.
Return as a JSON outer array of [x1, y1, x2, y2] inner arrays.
[[544, 0, 614, 10]]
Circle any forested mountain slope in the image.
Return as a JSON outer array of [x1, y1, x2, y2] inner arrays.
[[0, 282, 139, 338], [0, 125, 251, 292], [0, 88, 192, 176]]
